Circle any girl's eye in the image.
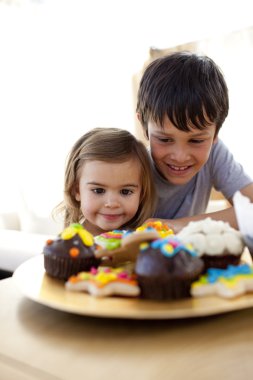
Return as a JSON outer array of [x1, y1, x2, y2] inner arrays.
[[120, 189, 133, 196], [92, 188, 105, 194]]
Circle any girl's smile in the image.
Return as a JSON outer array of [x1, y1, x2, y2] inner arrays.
[[99, 213, 124, 221]]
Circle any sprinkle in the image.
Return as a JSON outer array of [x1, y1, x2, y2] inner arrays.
[[140, 242, 149, 251], [136, 221, 174, 237], [117, 271, 129, 279], [78, 229, 94, 246], [90, 267, 98, 275], [69, 247, 80, 258], [103, 267, 112, 273], [207, 264, 253, 283], [61, 226, 76, 240], [150, 237, 197, 257], [60, 224, 94, 246]]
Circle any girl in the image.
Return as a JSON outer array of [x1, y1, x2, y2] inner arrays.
[[54, 128, 156, 235]]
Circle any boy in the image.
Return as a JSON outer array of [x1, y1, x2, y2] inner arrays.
[[136, 51, 253, 233]]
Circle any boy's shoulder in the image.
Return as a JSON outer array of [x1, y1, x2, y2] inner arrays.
[[208, 139, 252, 198], [211, 138, 227, 154], [207, 138, 231, 168]]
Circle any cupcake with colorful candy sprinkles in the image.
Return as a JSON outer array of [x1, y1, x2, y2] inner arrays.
[[135, 236, 204, 300], [43, 223, 100, 280]]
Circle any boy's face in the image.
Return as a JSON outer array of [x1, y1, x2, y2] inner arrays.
[[75, 158, 142, 233], [147, 116, 217, 185]]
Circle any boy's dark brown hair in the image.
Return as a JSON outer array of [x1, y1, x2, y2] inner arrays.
[[136, 51, 229, 138]]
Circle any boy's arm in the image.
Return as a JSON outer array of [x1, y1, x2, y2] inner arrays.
[[147, 183, 253, 234]]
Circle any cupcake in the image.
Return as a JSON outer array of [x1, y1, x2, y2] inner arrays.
[[177, 218, 245, 272], [135, 237, 204, 300], [43, 223, 100, 280]]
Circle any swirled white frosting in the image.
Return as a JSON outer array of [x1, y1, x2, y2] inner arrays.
[[177, 218, 244, 256]]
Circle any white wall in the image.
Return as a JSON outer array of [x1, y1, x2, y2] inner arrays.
[[0, 0, 253, 218]]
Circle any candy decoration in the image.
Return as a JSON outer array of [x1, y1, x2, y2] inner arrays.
[[61, 223, 94, 246], [65, 266, 140, 297], [191, 264, 253, 299], [69, 247, 80, 258]]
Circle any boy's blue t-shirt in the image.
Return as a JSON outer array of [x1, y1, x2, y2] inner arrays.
[[152, 139, 252, 219]]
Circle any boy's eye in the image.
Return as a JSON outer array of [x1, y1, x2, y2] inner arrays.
[[190, 139, 205, 144], [92, 188, 105, 194], [120, 189, 133, 196], [157, 137, 173, 143]]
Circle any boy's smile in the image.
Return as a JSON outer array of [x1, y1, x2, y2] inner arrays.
[[148, 116, 217, 185]]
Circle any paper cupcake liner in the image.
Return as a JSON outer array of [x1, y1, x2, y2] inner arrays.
[[44, 255, 100, 281]]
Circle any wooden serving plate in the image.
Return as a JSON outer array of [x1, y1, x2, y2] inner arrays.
[[12, 253, 253, 319]]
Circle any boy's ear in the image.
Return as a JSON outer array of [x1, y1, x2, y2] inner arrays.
[[144, 128, 149, 140], [213, 135, 219, 144], [136, 112, 149, 140]]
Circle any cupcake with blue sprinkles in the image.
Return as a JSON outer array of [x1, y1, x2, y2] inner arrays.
[[135, 236, 204, 300]]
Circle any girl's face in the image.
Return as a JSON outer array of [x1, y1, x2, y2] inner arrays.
[[75, 158, 142, 235], [148, 116, 217, 185]]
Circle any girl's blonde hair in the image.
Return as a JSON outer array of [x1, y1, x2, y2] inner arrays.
[[54, 127, 156, 229]]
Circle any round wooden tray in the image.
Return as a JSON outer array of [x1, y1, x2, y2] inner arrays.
[[13, 255, 253, 319]]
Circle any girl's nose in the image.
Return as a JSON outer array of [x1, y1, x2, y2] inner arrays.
[[104, 195, 120, 208]]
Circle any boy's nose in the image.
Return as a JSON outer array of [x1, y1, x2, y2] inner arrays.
[[169, 145, 190, 162]]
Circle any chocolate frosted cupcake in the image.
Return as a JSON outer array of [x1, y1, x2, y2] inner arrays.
[[43, 223, 100, 280], [135, 237, 204, 300], [177, 218, 245, 272]]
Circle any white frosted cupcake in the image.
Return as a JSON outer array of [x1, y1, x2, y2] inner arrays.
[[177, 218, 245, 271]]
